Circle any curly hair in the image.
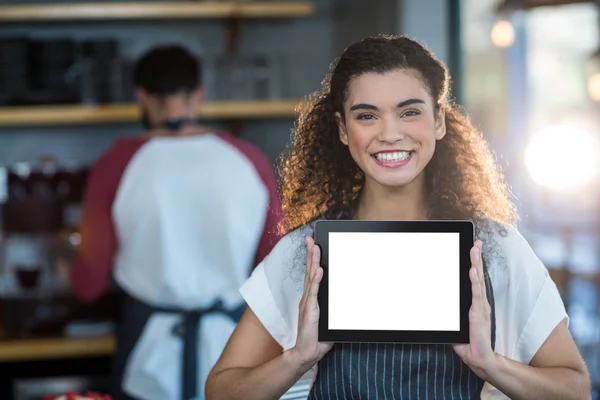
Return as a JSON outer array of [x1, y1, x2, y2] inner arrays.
[[279, 34, 517, 234]]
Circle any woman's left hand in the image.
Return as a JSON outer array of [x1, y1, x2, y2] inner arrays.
[[453, 240, 497, 380]]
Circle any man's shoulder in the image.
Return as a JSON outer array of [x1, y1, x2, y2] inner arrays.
[[109, 135, 150, 153], [97, 135, 146, 158], [215, 133, 272, 169], [91, 136, 150, 178]]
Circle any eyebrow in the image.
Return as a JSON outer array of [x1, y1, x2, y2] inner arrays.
[[349, 98, 426, 111]]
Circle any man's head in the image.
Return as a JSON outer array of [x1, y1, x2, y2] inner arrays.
[[133, 45, 202, 130]]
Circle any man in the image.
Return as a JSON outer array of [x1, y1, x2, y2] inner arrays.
[[70, 45, 283, 400]]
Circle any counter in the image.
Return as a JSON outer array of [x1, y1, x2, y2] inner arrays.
[[0, 333, 115, 362]]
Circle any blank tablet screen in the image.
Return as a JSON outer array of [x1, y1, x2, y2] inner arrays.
[[328, 232, 460, 332]]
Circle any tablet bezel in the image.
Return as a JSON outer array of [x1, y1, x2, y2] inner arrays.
[[314, 220, 474, 344]]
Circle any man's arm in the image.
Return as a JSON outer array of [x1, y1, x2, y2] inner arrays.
[[70, 158, 117, 303], [253, 160, 284, 267], [70, 138, 147, 302]]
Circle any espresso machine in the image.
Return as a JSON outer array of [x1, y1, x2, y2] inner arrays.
[[0, 158, 118, 338]]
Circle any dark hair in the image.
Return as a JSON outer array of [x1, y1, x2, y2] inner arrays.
[[133, 45, 201, 96], [279, 34, 517, 233]]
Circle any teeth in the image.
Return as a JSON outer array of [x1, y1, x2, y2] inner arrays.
[[375, 151, 411, 162]]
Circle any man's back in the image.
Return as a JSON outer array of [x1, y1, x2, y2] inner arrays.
[[113, 133, 273, 309], [70, 131, 282, 400]]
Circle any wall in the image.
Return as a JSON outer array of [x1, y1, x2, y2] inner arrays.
[[331, 0, 398, 56], [399, 0, 450, 66], [0, 0, 402, 168], [0, 0, 336, 166]]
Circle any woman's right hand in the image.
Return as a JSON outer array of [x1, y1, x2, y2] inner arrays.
[[289, 236, 333, 369]]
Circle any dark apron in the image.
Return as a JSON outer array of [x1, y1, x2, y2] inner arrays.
[[110, 291, 245, 400], [308, 260, 496, 399]]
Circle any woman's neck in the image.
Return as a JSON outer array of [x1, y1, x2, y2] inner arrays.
[[356, 175, 428, 221]]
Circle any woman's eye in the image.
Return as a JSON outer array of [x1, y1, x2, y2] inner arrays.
[[401, 110, 421, 117], [357, 113, 376, 120]]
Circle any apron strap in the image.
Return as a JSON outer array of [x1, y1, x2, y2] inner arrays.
[[173, 301, 246, 400], [482, 258, 496, 351]]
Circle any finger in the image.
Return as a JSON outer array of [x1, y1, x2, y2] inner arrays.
[[475, 241, 487, 308], [307, 245, 322, 311], [469, 244, 480, 280], [469, 265, 483, 313], [320, 342, 335, 352], [471, 242, 484, 294], [312, 241, 321, 278], [307, 267, 323, 312], [469, 265, 486, 329], [452, 344, 468, 359], [472, 243, 486, 306], [300, 236, 314, 309], [475, 240, 484, 274], [305, 236, 315, 280]]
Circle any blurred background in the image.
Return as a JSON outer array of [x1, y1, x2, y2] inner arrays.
[[0, 0, 599, 398]]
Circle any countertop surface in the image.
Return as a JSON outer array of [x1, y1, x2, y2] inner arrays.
[[0, 333, 115, 362]]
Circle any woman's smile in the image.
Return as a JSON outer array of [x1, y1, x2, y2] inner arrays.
[[372, 150, 414, 168]]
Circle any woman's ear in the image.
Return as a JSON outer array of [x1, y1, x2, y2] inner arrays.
[[336, 112, 349, 145], [435, 106, 447, 140]]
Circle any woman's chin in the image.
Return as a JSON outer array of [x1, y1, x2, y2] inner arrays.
[[370, 174, 418, 189]]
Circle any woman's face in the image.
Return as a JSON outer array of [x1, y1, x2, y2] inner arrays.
[[336, 69, 446, 190]]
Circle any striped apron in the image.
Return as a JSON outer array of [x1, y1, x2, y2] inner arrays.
[[308, 262, 496, 399]]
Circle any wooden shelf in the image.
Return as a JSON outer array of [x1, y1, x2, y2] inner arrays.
[[0, 2, 316, 22], [0, 99, 300, 126], [499, 0, 591, 10], [0, 334, 115, 362], [524, 0, 591, 7]]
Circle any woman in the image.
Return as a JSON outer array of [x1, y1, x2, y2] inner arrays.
[[205, 35, 590, 399]]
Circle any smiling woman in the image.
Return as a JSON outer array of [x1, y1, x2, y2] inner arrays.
[[278, 37, 517, 228], [205, 34, 591, 400], [336, 70, 445, 194]]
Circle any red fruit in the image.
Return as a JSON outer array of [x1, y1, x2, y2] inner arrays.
[[66, 392, 79, 400]]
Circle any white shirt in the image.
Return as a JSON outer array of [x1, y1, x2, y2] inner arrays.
[[240, 222, 568, 399], [109, 134, 275, 400]]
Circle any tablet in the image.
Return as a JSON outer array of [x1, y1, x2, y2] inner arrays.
[[314, 220, 474, 344]]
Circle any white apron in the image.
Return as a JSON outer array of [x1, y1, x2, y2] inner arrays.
[[111, 135, 269, 400]]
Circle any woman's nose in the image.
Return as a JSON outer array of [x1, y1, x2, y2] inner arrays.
[[377, 117, 405, 143]]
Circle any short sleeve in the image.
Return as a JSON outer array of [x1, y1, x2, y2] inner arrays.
[[481, 224, 568, 399], [239, 225, 311, 351], [515, 275, 567, 363], [486, 224, 568, 365], [240, 262, 295, 349]]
